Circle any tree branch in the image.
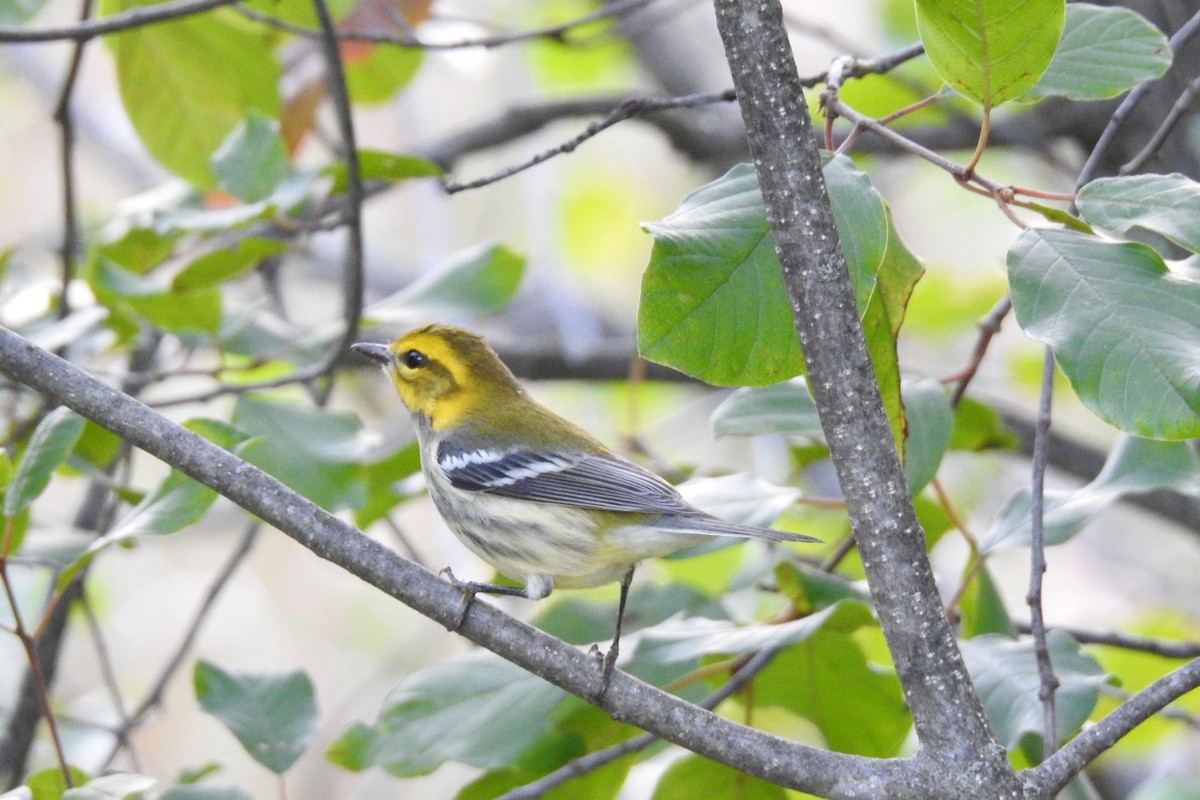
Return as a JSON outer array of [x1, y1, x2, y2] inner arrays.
[[0, 0, 237, 42], [1028, 657, 1200, 796], [0, 329, 925, 800], [711, 0, 1015, 788]]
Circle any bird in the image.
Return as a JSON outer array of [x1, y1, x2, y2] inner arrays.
[[352, 324, 819, 686]]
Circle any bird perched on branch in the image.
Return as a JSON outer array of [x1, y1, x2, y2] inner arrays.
[[353, 324, 818, 686]]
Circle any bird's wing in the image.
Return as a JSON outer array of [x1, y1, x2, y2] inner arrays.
[[435, 443, 691, 514]]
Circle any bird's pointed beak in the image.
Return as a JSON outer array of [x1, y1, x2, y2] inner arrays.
[[351, 342, 392, 365]]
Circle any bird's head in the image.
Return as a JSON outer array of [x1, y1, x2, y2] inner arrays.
[[352, 324, 524, 429]]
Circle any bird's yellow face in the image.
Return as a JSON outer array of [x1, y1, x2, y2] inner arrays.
[[356, 325, 523, 430]]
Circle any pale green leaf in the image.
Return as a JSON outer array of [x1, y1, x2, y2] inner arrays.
[[1007, 229, 1200, 439], [195, 661, 317, 774], [961, 632, 1108, 753], [1077, 173, 1200, 255], [327, 649, 569, 776], [711, 378, 823, 439], [981, 435, 1199, 552], [63, 773, 156, 799], [1027, 4, 1170, 101], [4, 408, 85, 517], [916, 0, 1065, 108], [211, 111, 289, 203], [901, 379, 952, 493], [102, 0, 281, 187], [367, 243, 525, 320]]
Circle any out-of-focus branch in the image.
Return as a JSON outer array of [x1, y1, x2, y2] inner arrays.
[[230, 0, 658, 50], [0, 0, 236, 42]]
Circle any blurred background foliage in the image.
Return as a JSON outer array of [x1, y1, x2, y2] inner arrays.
[[0, 0, 1198, 798]]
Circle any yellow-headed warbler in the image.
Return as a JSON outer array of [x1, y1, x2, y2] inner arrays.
[[352, 325, 818, 681]]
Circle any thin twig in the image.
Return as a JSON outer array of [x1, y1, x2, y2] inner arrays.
[[308, 0, 364, 396], [80, 592, 140, 772], [230, 0, 657, 50], [0, 0, 236, 42], [1015, 622, 1200, 660], [1030, 658, 1200, 795], [1027, 348, 1060, 759], [442, 91, 736, 193], [0, 539, 73, 787], [1120, 72, 1200, 175], [1077, 9, 1200, 186], [51, 0, 94, 323], [945, 296, 1012, 407]]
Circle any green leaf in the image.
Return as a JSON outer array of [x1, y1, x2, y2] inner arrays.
[[961, 631, 1108, 754], [172, 238, 286, 291], [455, 705, 635, 800], [711, 378, 823, 439], [24, 767, 91, 800], [109, 470, 215, 539], [981, 435, 1199, 553], [652, 755, 787, 800], [57, 419, 249, 587], [639, 158, 919, 389], [753, 628, 909, 757], [1077, 174, 1200, 255], [861, 201, 925, 455], [4, 408, 85, 517], [62, 773, 156, 799], [326, 150, 441, 194], [0, 452, 12, 494], [354, 441, 422, 529], [71, 421, 122, 470], [824, 156, 889, 310], [637, 163, 802, 386], [344, 43, 423, 105], [88, 257, 222, 335], [1007, 229, 1200, 439], [1026, 4, 1171, 101], [327, 649, 569, 777], [232, 396, 368, 511], [97, 227, 179, 274], [194, 661, 317, 774], [949, 396, 1020, 452], [635, 601, 873, 665], [915, 0, 1065, 108], [367, 243, 525, 320], [210, 112, 289, 203], [901, 380, 952, 493], [958, 561, 1015, 638], [774, 561, 873, 614], [102, 0, 281, 187]]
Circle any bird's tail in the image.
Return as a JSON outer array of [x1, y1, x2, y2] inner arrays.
[[660, 514, 821, 544]]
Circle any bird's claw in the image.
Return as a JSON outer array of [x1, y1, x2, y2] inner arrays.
[[588, 642, 619, 703], [440, 566, 476, 632]]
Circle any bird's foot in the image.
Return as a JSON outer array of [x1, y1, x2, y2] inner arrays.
[[439, 567, 476, 632], [587, 642, 619, 703]]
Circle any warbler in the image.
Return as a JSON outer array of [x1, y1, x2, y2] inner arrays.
[[352, 325, 818, 680]]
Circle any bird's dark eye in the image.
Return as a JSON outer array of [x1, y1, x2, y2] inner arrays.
[[402, 349, 427, 369]]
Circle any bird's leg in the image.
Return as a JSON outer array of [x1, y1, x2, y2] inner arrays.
[[593, 565, 635, 701], [439, 567, 531, 632]]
